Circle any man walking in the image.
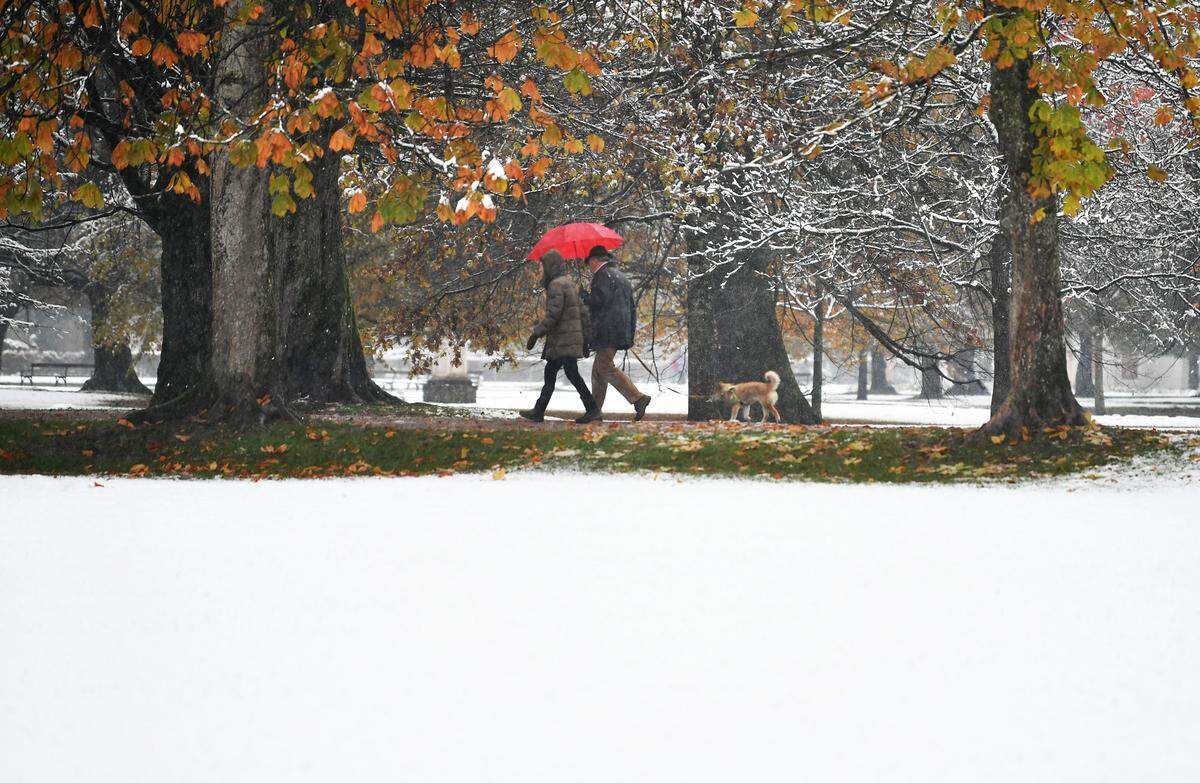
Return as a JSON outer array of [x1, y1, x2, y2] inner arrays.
[[585, 245, 651, 421]]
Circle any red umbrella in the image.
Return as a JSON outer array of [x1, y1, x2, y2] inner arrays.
[[527, 222, 624, 261]]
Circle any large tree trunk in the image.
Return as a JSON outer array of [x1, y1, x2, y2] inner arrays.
[[273, 151, 391, 404], [204, 6, 289, 422], [1074, 323, 1095, 397], [80, 284, 150, 394], [713, 251, 818, 424], [141, 194, 213, 406], [869, 343, 896, 394], [981, 46, 1085, 436], [141, 4, 389, 423], [856, 348, 868, 400], [1187, 348, 1198, 392], [987, 229, 1012, 416]]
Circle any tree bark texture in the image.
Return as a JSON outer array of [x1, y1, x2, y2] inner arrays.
[[272, 151, 392, 404], [810, 298, 824, 419], [1074, 324, 1095, 397], [987, 229, 1012, 416], [981, 49, 1085, 436], [870, 343, 896, 394], [856, 348, 868, 400], [1093, 314, 1107, 415], [919, 360, 943, 400], [1187, 349, 1198, 391], [206, 7, 287, 421], [686, 232, 723, 422], [142, 194, 213, 406], [0, 301, 16, 374]]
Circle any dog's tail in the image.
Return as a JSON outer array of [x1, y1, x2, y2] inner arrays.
[[764, 370, 781, 390]]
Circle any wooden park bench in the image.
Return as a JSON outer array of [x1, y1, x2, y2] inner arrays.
[[19, 362, 94, 386]]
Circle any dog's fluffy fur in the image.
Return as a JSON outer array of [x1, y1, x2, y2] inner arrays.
[[715, 370, 782, 423]]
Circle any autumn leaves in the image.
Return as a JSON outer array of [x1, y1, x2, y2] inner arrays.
[[1, 1, 607, 236]]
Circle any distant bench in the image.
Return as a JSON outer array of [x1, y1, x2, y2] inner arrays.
[[19, 362, 94, 386]]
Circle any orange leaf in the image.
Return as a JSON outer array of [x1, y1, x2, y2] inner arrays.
[[488, 30, 521, 63]]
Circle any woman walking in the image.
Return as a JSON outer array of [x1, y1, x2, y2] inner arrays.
[[521, 250, 602, 424]]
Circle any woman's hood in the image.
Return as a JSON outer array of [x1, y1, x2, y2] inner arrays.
[[541, 250, 567, 287]]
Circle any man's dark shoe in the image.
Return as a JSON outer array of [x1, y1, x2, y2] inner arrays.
[[519, 409, 545, 423], [633, 395, 651, 421], [574, 408, 603, 424]]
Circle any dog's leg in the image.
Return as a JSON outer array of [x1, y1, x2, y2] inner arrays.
[[729, 402, 740, 422], [767, 402, 781, 422]]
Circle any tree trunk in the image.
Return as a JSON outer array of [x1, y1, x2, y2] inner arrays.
[[80, 284, 150, 394], [1074, 324, 1095, 397], [686, 232, 722, 422], [988, 229, 1012, 416], [273, 151, 392, 404], [947, 347, 987, 396], [919, 359, 942, 400], [1092, 314, 1106, 415], [869, 343, 896, 394], [811, 298, 824, 420], [856, 348, 868, 400], [0, 305, 14, 375], [713, 251, 818, 424], [981, 45, 1085, 437], [140, 4, 390, 423], [1187, 348, 1198, 392], [204, 6, 289, 422], [145, 194, 212, 406]]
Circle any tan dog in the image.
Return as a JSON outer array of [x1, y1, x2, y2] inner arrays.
[[714, 370, 782, 423]]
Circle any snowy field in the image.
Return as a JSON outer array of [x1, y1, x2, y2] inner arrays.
[[2, 473, 1199, 783], [6, 374, 1199, 430]]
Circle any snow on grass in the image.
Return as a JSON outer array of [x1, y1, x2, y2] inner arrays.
[[5, 376, 1200, 430], [2, 473, 1199, 782], [0, 379, 149, 410]]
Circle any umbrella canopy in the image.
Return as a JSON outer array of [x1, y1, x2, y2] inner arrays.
[[527, 222, 624, 261]]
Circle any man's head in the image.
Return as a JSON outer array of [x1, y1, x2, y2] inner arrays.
[[586, 245, 611, 274]]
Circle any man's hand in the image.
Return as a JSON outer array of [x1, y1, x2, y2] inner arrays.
[[526, 334, 538, 351]]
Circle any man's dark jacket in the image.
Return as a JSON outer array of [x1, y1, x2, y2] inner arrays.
[[586, 262, 635, 350]]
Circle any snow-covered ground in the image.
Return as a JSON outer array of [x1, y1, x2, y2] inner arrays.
[[0, 377, 150, 410], [2, 473, 1198, 782], [5, 375, 1200, 430]]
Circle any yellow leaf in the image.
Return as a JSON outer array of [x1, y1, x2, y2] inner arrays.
[[586, 134, 605, 153], [492, 467, 507, 480], [990, 433, 1006, 444], [733, 8, 759, 27], [1147, 164, 1168, 183]]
